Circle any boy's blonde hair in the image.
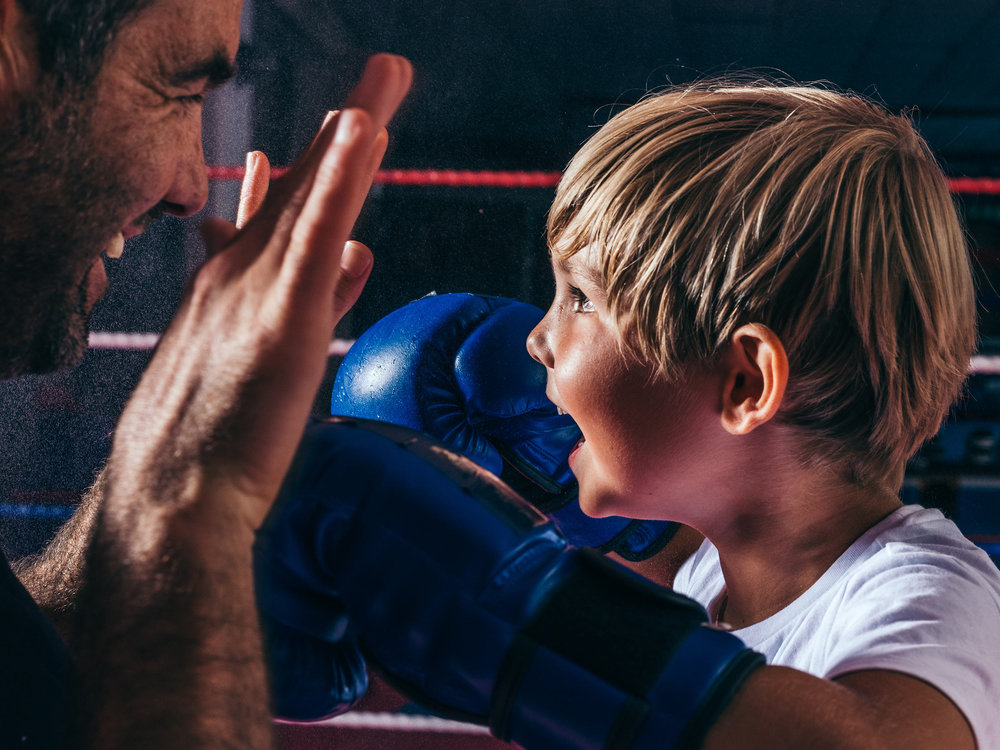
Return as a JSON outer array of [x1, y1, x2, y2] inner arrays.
[[548, 84, 976, 486]]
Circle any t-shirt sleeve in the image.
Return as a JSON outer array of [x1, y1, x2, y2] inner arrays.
[[821, 546, 1000, 750]]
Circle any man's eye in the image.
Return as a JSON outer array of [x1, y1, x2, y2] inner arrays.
[[568, 285, 595, 313], [176, 92, 206, 106]]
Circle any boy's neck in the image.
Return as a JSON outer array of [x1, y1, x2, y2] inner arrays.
[[706, 470, 903, 630]]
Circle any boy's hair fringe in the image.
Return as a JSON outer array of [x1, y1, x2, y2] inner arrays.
[[548, 82, 976, 486]]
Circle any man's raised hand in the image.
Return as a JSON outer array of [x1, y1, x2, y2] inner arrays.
[[110, 54, 413, 532]]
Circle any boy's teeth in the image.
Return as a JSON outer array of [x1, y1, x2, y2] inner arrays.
[[105, 232, 125, 259]]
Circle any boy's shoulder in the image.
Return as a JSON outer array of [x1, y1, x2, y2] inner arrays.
[[850, 504, 1000, 592]]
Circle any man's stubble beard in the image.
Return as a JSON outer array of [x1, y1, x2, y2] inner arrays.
[[0, 75, 131, 379]]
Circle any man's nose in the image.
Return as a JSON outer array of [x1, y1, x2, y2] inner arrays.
[[162, 129, 210, 217]]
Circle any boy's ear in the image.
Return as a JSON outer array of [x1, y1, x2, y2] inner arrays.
[[0, 0, 35, 96], [719, 323, 789, 436]]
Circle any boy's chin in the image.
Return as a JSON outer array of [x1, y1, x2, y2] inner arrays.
[[576, 488, 621, 519]]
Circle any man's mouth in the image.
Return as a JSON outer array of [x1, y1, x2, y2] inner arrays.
[[104, 232, 125, 258], [104, 206, 163, 259]]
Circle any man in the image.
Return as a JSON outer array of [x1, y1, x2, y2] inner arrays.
[[0, 0, 412, 746]]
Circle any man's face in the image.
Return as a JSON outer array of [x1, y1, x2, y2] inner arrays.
[[0, 0, 242, 378]]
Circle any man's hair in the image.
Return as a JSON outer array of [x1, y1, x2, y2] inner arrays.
[[16, 0, 152, 85], [548, 83, 976, 486]]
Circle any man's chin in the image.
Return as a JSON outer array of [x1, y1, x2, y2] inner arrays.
[[0, 337, 87, 379], [0, 285, 95, 379], [28, 320, 90, 376]]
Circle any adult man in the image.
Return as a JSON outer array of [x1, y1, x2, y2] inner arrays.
[[0, 0, 412, 746]]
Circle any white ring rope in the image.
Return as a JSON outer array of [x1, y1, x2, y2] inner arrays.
[[971, 355, 1000, 375], [274, 711, 491, 734], [88, 332, 355, 358]]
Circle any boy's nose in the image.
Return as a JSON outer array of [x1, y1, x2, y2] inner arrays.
[[526, 316, 554, 368]]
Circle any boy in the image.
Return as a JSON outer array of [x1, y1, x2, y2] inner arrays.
[[525, 83, 1000, 747]]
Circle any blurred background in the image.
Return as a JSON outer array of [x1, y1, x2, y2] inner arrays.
[[2, 2, 1000, 742], [5, 0, 1000, 569]]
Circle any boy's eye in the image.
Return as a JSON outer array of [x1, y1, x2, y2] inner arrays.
[[569, 285, 595, 313]]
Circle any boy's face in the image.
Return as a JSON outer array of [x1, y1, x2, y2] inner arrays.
[[527, 245, 728, 522]]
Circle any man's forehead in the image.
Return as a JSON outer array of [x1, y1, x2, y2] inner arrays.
[[123, 0, 242, 75]]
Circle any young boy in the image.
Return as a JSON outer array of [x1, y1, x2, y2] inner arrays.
[[526, 84, 1000, 748]]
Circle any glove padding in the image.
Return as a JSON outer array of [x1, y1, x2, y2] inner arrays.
[[260, 617, 367, 721], [331, 292, 676, 560], [255, 441, 369, 721], [256, 417, 763, 749]]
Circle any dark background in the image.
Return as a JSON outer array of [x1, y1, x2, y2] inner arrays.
[[3, 0, 1000, 565]]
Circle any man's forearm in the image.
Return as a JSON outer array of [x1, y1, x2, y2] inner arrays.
[[13, 469, 107, 642], [71, 469, 273, 749], [15, 464, 274, 748]]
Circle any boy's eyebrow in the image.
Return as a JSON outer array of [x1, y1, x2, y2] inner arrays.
[[166, 50, 238, 89], [555, 254, 604, 291]]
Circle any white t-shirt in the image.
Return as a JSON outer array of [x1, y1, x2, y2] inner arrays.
[[673, 504, 1000, 749]]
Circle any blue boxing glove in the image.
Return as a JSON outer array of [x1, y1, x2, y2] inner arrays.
[[259, 612, 367, 721], [331, 292, 676, 560], [255, 445, 368, 721], [255, 418, 764, 750]]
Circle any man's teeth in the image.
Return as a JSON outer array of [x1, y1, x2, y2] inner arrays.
[[557, 406, 567, 415], [105, 232, 125, 259]]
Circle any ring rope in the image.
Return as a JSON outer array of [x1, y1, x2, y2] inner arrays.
[[274, 711, 491, 734], [207, 166, 562, 189], [86, 333, 1000, 375], [87, 332, 355, 358], [205, 166, 1000, 194]]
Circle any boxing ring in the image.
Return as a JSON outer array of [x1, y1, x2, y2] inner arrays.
[[99, 169, 1000, 748], [3, 167, 1000, 748]]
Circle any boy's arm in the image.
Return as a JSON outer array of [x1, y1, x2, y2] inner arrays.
[[706, 667, 975, 750]]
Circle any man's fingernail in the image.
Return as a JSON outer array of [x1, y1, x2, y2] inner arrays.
[[340, 241, 372, 278], [334, 110, 364, 145], [245, 151, 257, 171]]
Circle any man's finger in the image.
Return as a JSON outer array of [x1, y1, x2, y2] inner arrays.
[[284, 109, 379, 278], [369, 129, 389, 177], [331, 241, 374, 322], [344, 54, 414, 131], [290, 55, 408, 189], [284, 60, 411, 286], [279, 53, 408, 193], [237, 151, 271, 229]]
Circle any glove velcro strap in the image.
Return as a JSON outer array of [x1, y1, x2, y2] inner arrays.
[[643, 626, 765, 750], [488, 549, 763, 750], [601, 519, 679, 562], [523, 549, 708, 693]]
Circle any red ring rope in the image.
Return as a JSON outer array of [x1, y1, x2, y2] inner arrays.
[[207, 166, 563, 188], [206, 166, 1000, 194]]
